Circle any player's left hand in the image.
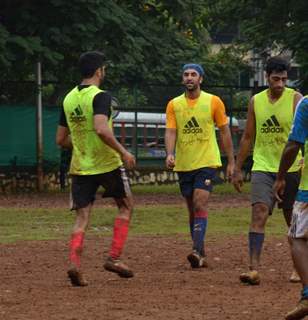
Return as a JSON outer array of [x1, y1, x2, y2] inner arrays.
[[232, 168, 243, 192], [166, 154, 175, 169], [121, 151, 136, 170], [273, 178, 285, 202], [226, 162, 235, 182]]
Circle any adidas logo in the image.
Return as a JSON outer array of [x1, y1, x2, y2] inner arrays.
[[261, 115, 284, 133], [182, 116, 203, 134], [70, 105, 86, 122]]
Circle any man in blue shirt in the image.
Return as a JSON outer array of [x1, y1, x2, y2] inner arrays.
[[274, 96, 308, 320]]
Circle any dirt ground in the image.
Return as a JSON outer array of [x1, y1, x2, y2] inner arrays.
[[0, 193, 302, 320], [0, 191, 250, 209]]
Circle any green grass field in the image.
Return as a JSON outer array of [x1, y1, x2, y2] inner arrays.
[[0, 183, 288, 244], [131, 182, 251, 195]]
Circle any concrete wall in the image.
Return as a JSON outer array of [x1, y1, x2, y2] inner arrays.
[[0, 168, 180, 194], [0, 166, 251, 194]]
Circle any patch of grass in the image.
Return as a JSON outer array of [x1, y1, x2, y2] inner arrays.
[[44, 182, 250, 197], [131, 182, 251, 195], [214, 182, 251, 194], [0, 204, 287, 243], [131, 184, 180, 195]]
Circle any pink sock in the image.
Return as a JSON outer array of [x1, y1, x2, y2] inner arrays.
[[69, 231, 84, 268], [109, 218, 129, 259]]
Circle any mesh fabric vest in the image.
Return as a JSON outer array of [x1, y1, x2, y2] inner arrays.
[[253, 87, 301, 172], [63, 85, 121, 175], [173, 91, 221, 171]]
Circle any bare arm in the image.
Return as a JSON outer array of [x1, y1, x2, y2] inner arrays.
[[165, 128, 176, 169], [277, 141, 301, 180], [94, 114, 135, 169], [232, 97, 256, 192], [235, 97, 256, 170], [293, 91, 303, 112], [56, 125, 72, 149], [218, 124, 235, 179]]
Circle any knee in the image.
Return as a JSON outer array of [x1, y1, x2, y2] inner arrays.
[[74, 207, 91, 231], [194, 204, 207, 213], [251, 203, 268, 229], [291, 238, 308, 253], [119, 203, 134, 220], [74, 219, 89, 233], [193, 198, 208, 213]]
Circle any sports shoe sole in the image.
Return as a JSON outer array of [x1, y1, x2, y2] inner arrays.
[[285, 304, 308, 320], [187, 253, 200, 268], [289, 274, 301, 283], [187, 253, 208, 268], [239, 273, 260, 285], [104, 262, 134, 278], [67, 268, 88, 287]]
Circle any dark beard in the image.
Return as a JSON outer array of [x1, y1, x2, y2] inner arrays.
[[185, 84, 198, 91]]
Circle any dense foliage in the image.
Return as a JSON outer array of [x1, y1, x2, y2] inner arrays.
[[208, 0, 308, 90], [0, 0, 249, 105]]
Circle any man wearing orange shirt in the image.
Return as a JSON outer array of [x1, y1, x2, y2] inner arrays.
[[165, 63, 235, 268]]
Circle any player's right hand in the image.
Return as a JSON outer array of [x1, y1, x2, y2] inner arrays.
[[232, 168, 243, 193], [273, 178, 285, 203], [121, 151, 136, 170], [166, 154, 175, 169]]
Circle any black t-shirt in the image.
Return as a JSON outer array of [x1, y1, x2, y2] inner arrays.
[[59, 85, 112, 127]]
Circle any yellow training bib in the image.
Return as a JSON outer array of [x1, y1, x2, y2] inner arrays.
[[173, 91, 221, 171], [253, 87, 301, 172]]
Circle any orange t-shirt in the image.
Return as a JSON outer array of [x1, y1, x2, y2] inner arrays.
[[166, 95, 228, 129]]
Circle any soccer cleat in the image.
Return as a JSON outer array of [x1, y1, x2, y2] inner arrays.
[[289, 270, 301, 283], [285, 298, 308, 320], [239, 270, 261, 285], [187, 250, 208, 268], [67, 268, 88, 287], [104, 257, 134, 278]]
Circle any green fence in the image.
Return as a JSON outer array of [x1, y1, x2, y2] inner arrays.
[[0, 105, 169, 169], [0, 105, 60, 168], [0, 83, 256, 170], [0, 105, 246, 171]]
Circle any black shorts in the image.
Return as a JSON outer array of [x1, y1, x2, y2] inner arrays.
[[70, 166, 131, 210]]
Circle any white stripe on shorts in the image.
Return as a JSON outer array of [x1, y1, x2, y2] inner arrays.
[[120, 166, 132, 197]]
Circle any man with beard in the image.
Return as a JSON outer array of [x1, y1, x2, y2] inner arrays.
[[232, 56, 303, 285], [165, 63, 234, 268], [56, 51, 136, 286]]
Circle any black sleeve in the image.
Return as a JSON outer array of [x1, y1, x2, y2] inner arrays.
[[59, 106, 68, 127], [93, 92, 112, 119]]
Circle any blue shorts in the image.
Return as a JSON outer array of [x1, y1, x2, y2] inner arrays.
[[177, 167, 217, 198]]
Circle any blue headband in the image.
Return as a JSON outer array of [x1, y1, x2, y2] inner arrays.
[[182, 63, 204, 76]]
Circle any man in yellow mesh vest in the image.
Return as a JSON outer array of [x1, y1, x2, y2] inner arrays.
[[165, 63, 235, 268], [56, 51, 136, 286], [232, 56, 303, 285], [274, 96, 308, 320]]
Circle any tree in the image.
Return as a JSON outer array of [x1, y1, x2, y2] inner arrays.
[[0, 0, 250, 105], [207, 0, 308, 90]]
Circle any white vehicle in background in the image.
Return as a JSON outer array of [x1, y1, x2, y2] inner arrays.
[[113, 111, 244, 158]]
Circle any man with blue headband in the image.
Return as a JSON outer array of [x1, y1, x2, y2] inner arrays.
[[165, 63, 235, 268]]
